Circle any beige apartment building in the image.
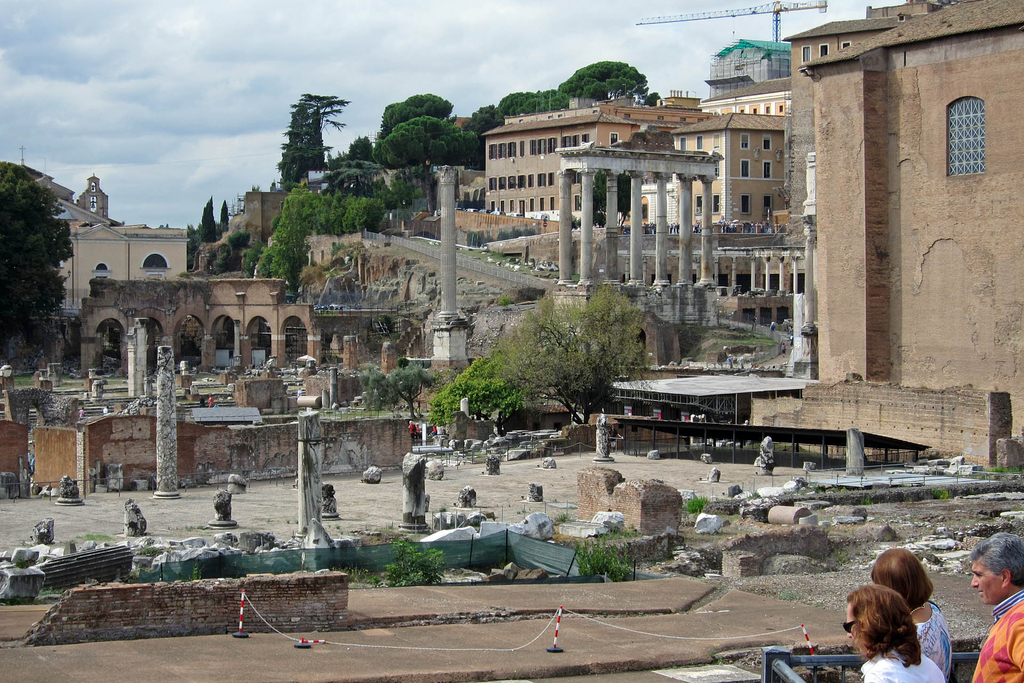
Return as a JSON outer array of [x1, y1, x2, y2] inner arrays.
[[62, 224, 188, 310], [483, 99, 711, 218], [673, 114, 786, 225], [700, 77, 791, 116]]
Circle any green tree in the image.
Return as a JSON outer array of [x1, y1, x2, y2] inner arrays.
[[644, 92, 661, 107], [429, 356, 523, 433], [461, 104, 505, 169], [494, 287, 647, 424], [263, 188, 318, 292], [219, 200, 229, 229], [347, 136, 374, 162], [558, 61, 649, 102], [341, 196, 386, 234], [241, 241, 264, 277], [372, 176, 421, 211], [200, 198, 217, 243], [385, 540, 444, 587], [592, 172, 631, 226], [185, 223, 200, 270], [324, 158, 382, 197], [0, 162, 72, 340], [497, 89, 569, 117], [373, 116, 477, 211], [278, 93, 350, 188], [359, 364, 434, 419], [379, 94, 453, 140]]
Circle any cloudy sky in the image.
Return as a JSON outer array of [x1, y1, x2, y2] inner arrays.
[[2, 0, 869, 228]]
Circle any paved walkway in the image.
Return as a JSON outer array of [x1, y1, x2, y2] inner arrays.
[[0, 577, 850, 683]]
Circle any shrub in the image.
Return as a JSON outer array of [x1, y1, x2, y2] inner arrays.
[[933, 489, 951, 500], [574, 538, 631, 582], [687, 496, 709, 515], [385, 540, 444, 587], [227, 231, 251, 249], [497, 295, 513, 307]]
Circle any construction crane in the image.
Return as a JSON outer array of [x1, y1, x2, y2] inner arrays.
[[638, 1, 828, 43]]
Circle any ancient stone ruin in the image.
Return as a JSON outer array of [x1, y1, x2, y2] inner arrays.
[[593, 412, 614, 463], [55, 475, 83, 506], [400, 453, 428, 533], [124, 499, 147, 537], [322, 483, 339, 519], [209, 490, 237, 529], [576, 466, 683, 534], [362, 466, 382, 484], [455, 485, 477, 508], [484, 454, 501, 476], [754, 436, 775, 475]]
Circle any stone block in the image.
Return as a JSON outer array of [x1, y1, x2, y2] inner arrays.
[[700, 453, 713, 464], [557, 521, 607, 538], [361, 466, 382, 484], [0, 566, 45, 600], [706, 467, 720, 483], [997, 439, 1024, 469], [508, 512, 554, 540], [591, 511, 625, 531], [722, 551, 760, 578], [726, 485, 742, 497], [647, 449, 661, 460], [11, 548, 39, 565], [798, 514, 819, 526], [477, 521, 509, 538], [426, 460, 444, 481], [420, 527, 475, 543], [540, 457, 557, 469], [527, 483, 543, 502], [694, 513, 723, 535]]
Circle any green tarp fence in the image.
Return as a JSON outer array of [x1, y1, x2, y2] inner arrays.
[[138, 531, 581, 584]]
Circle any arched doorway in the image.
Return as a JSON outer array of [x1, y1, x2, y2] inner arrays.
[[96, 319, 124, 371], [283, 316, 308, 364], [246, 316, 272, 366], [143, 318, 163, 371], [177, 315, 205, 369], [212, 316, 235, 368]]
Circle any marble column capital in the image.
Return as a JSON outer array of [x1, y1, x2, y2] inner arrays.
[[436, 165, 458, 185]]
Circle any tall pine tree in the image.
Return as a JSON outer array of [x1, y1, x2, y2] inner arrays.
[[278, 94, 349, 188], [219, 200, 229, 227], [200, 198, 217, 243]]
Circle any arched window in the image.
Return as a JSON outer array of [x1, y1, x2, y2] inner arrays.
[[95, 263, 109, 271], [142, 253, 169, 269], [948, 97, 985, 176]]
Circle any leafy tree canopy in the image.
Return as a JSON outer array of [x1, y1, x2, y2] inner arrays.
[[379, 94, 453, 140], [324, 158, 382, 197], [494, 287, 647, 424], [497, 89, 569, 118], [0, 162, 72, 340], [372, 176, 421, 211], [278, 93, 350, 188], [263, 188, 317, 292], [346, 136, 374, 162], [360, 364, 434, 419], [429, 356, 523, 433], [558, 61, 649, 102], [219, 200, 229, 227], [460, 105, 506, 170], [373, 116, 477, 171]]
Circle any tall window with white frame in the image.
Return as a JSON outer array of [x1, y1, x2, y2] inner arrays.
[[948, 96, 985, 175]]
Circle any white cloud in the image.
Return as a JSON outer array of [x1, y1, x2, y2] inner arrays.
[[2, 0, 868, 227]]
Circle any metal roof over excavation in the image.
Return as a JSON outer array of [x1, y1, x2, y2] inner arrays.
[[613, 415, 931, 453], [614, 375, 814, 397], [190, 407, 263, 425]]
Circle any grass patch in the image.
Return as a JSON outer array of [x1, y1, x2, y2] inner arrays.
[[778, 590, 802, 602], [687, 496, 709, 515], [933, 489, 951, 500], [135, 546, 162, 557], [553, 512, 575, 524], [859, 496, 873, 506], [81, 533, 115, 542], [385, 540, 444, 587], [574, 538, 632, 582]]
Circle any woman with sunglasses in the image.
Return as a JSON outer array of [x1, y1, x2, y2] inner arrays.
[[871, 548, 952, 681], [845, 585, 945, 683]]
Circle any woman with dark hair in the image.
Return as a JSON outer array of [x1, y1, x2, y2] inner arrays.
[[846, 585, 945, 683], [872, 549, 952, 680]]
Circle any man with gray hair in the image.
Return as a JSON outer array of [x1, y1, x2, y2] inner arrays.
[[970, 532, 1024, 683]]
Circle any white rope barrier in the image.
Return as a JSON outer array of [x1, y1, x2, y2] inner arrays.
[[562, 609, 805, 642]]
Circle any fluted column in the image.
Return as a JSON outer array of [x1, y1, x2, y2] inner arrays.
[[698, 177, 715, 286], [730, 256, 737, 289], [764, 256, 771, 290], [677, 175, 693, 286], [750, 255, 758, 292], [154, 346, 180, 499], [654, 173, 669, 286], [604, 172, 618, 282], [778, 257, 785, 292], [558, 170, 573, 284], [580, 170, 595, 285], [438, 166, 458, 318], [629, 172, 643, 285]]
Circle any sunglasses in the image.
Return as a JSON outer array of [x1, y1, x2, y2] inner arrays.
[[842, 621, 856, 633]]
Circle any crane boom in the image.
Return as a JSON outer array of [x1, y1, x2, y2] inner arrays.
[[638, 1, 827, 42]]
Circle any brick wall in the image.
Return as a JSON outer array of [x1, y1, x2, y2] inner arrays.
[[0, 420, 29, 473], [234, 378, 287, 412], [750, 381, 1011, 465], [576, 467, 683, 533], [33, 426, 78, 486], [25, 572, 348, 646], [86, 415, 157, 483]]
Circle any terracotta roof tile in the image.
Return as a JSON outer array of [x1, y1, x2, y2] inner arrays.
[[671, 113, 787, 135], [483, 113, 636, 137]]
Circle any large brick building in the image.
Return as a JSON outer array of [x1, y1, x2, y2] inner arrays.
[[801, 0, 1024, 427]]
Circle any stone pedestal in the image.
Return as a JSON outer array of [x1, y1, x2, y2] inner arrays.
[[846, 428, 865, 476], [322, 483, 339, 519], [153, 346, 180, 499], [55, 475, 84, 506], [593, 413, 614, 463], [431, 318, 469, 371], [209, 489, 238, 528], [329, 367, 339, 407]]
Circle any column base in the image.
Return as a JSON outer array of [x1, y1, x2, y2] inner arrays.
[[592, 456, 615, 463], [399, 523, 430, 534], [322, 512, 340, 519], [208, 519, 238, 528], [55, 498, 85, 506], [654, 279, 670, 287], [152, 490, 182, 500], [697, 278, 716, 287]]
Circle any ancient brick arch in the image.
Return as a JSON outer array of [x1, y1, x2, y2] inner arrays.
[[80, 278, 320, 372], [4, 388, 78, 427]]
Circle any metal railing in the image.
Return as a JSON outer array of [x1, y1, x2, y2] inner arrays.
[[762, 646, 978, 683], [362, 230, 554, 289]]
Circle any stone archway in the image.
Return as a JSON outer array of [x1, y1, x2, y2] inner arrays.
[[142, 318, 163, 371], [95, 319, 125, 372], [176, 315, 205, 368], [282, 316, 308, 364], [211, 315, 235, 368], [246, 316, 272, 366]]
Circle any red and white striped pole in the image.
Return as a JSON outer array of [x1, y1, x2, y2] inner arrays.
[[232, 590, 249, 638], [801, 624, 815, 655], [547, 606, 564, 653]]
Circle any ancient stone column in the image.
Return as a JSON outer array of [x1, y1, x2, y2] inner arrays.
[[654, 173, 669, 286], [232, 319, 241, 366], [750, 255, 758, 292], [604, 172, 619, 282], [128, 318, 148, 397], [803, 152, 818, 325], [778, 257, 785, 292], [729, 257, 737, 289], [763, 256, 771, 290], [558, 170, 573, 285], [438, 166, 458, 318], [593, 413, 614, 463], [329, 367, 338, 407], [629, 172, 643, 285], [209, 490, 238, 528], [579, 170, 595, 285], [343, 335, 357, 370], [460, 397, 470, 416], [297, 410, 323, 535], [698, 178, 715, 286], [846, 428, 865, 476], [677, 176, 693, 286], [153, 345, 180, 499], [792, 258, 800, 293], [400, 452, 429, 533]]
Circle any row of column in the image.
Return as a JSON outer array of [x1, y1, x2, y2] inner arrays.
[[558, 170, 716, 288]]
